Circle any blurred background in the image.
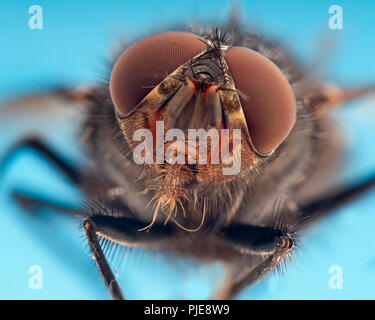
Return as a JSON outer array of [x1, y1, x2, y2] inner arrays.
[[1, 0, 375, 299]]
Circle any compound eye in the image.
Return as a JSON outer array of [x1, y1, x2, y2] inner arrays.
[[110, 32, 206, 115], [225, 47, 296, 154]]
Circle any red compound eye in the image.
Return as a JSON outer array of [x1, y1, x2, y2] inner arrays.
[[110, 32, 206, 115], [225, 47, 296, 154]]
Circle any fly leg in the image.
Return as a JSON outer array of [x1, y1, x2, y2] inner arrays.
[[0, 135, 90, 215], [0, 135, 82, 184], [300, 171, 375, 222], [215, 236, 294, 300], [83, 218, 124, 300], [214, 223, 295, 300], [11, 190, 81, 216], [82, 212, 176, 300], [308, 85, 375, 110]]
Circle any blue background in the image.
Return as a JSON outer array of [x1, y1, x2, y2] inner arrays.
[[1, 0, 375, 299]]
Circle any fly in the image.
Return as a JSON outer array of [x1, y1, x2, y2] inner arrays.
[[1, 13, 375, 300]]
